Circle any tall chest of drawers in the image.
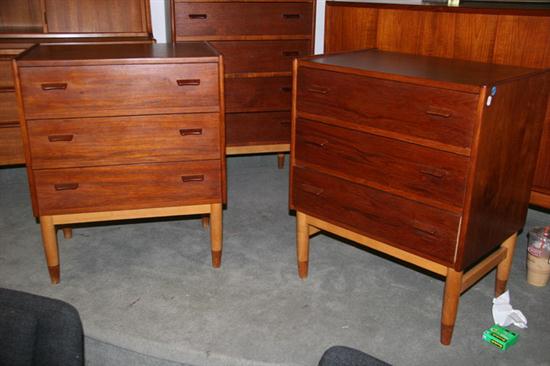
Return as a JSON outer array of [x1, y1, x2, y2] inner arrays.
[[14, 42, 226, 284], [171, 0, 316, 167], [290, 50, 549, 344]]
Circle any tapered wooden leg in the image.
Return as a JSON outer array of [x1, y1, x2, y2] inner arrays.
[[441, 268, 463, 345], [201, 215, 210, 228], [277, 153, 285, 169], [40, 216, 60, 284], [210, 203, 222, 268], [62, 227, 73, 239], [296, 211, 310, 279], [495, 233, 517, 297]]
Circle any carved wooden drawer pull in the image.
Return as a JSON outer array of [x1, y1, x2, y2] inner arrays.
[[188, 14, 207, 19], [281, 86, 292, 93], [413, 221, 438, 237], [307, 86, 329, 95], [283, 13, 301, 19], [41, 83, 67, 91], [54, 183, 79, 191], [179, 128, 202, 136], [177, 79, 200, 86], [283, 51, 300, 57], [181, 175, 204, 182], [420, 167, 447, 179], [300, 183, 324, 196], [426, 106, 452, 118], [48, 134, 74, 142]]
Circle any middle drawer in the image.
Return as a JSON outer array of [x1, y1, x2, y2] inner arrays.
[[19, 63, 219, 119], [34, 160, 222, 215], [27, 113, 221, 169], [225, 76, 292, 113]]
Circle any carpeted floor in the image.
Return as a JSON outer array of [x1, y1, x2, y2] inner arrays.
[[1, 156, 549, 366]]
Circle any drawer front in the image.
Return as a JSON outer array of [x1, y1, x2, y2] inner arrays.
[[28, 113, 221, 169], [0, 90, 18, 124], [34, 160, 222, 215], [293, 167, 461, 264], [225, 77, 292, 113], [0, 59, 15, 88], [226, 111, 290, 146], [174, 2, 313, 37], [0, 125, 25, 165], [210, 40, 311, 74], [19, 63, 219, 119], [295, 118, 469, 207], [298, 67, 478, 149]]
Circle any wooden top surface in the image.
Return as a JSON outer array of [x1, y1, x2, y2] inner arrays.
[[16, 42, 220, 66], [301, 49, 546, 92]]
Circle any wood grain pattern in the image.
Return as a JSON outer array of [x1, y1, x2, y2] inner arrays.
[[0, 0, 43, 30], [226, 111, 290, 146], [0, 90, 18, 124], [225, 76, 291, 113], [0, 125, 25, 165]]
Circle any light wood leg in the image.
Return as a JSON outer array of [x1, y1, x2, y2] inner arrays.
[[441, 268, 463, 345], [495, 233, 517, 296], [277, 153, 285, 169], [40, 216, 60, 284], [201, 215, 210, 228], [296, 211, 310, 279], [210, 203, 222, 268], [62, 227, 73, 239]]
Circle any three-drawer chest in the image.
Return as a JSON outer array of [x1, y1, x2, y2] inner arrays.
[[14, 42, 226, 284], [171, 0, 316, 167], [290, 49, 549, 344]]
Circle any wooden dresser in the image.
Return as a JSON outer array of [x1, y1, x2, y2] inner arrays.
[[14, 42, 226, 284], [323, 1, 550, 208], [171, 0, 316, 167], [0, 0, 153, 166], [290, 49, 549, 344]]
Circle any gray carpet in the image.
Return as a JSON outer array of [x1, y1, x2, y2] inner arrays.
[[1, 156, 550, 366]]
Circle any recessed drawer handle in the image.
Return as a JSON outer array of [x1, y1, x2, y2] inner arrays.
[[283, 51, 300, 57], [181, 175, 204, 182], [48, 134, 74, 142], [413, 221, 437, 237], [304, 137, 328, 148], [189, 14, 207, 19], [300, 183, 323, 196], [281, 86, 292, 93], [179, 128, 203, 136], [177, 79, 200, 86], [307, 87, 329, 95], [54, 183, 79, 191], [426, 107, 452, 118], [41, 83, 67, 91], [420, 168, 447, 179], [283, 13, 301, 19]]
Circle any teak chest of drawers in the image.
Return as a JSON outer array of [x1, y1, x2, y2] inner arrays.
[[14, 42, 226, 284], [171, 0, 316, 167], [290, 49, 549, 344]]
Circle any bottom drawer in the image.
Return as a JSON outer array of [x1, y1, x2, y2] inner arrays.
[[292, 167, 460, 264], [34, 160, 222, 215], [226, 111, 290, 146], [0, 125, 25, 165]]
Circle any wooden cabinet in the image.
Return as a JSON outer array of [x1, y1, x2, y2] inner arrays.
[[290, 50, 549, 345], [171, 0, 316, 166], [0, 0, 153, 166], [323, 1, 550, 208], [14, 42, 226, 284]]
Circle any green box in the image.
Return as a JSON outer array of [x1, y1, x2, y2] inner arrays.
[[482, 325, 519, 351]]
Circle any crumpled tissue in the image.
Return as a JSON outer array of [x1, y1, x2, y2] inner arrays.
[[492, 290, 527, 328]]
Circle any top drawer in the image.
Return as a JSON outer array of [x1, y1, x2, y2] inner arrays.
[[174, 2, 313, 37], [297, 67, 479, 150], [19, 63, 219, 119]]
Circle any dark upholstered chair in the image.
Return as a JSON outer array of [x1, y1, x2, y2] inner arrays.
[[0, 288, 84, 366], [319, 346, 391, 366]]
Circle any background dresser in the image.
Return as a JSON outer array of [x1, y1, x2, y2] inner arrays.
[[171, 0, 316, 167], [290, 50, 549, 344], [0, 0, 153, 166], [14, 42, 226, 284], [323, 1, 550, 208]]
